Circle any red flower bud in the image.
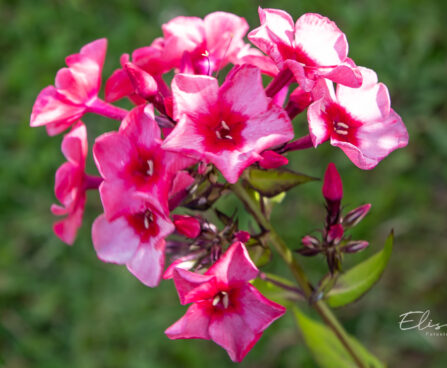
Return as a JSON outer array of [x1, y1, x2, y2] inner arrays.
[[259, 151, 289, 169], [322, 163, 343, 202], [173, 215, 201, 239], [235, 231, 251, 243]]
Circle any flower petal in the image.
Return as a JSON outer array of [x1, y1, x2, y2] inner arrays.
[[127, 239, 166, 287], [173, 268, 217, 305], [165, 303, 211, 340], [92, 214, 140, 263], [237, 284, 286, 332], [295, 13, 348, 67], [206, 242, 259, 286], [209, 311, 261, 362]]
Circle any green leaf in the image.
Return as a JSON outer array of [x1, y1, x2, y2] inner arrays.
[[326, 231, 394, 308], [245, 167, 318, 197], [293, 306, 385, 368]]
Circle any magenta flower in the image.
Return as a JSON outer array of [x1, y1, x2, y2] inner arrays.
[[105, 38, 170, 103], [248, 8, 362, 90], [165, 242, 286, 362], [93, 104, 194, 220], [31, 39, 127, 135], [51, 122, 88, 244], [162, 65, 294, 183], [92, 199, 174, 287], [307, 68, 409, 169], [162, 12, 249, 75]]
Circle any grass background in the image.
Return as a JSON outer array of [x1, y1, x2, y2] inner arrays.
[[1, 0, 446, 366]]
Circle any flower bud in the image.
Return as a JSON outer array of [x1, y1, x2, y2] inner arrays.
[[343, 240, 370, 253], [326, 224, 344, 244], [235, 231, 251, 243], [259, 151, 289, 169], [173, 215, 201, 239], [124, 62, 158, 99], [343, 204, 371, 227], [301, 235, 320, 248], [322, 163, 343, 202]]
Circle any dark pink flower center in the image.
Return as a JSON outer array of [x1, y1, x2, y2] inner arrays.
[[196, 112, 246, 153], [278, 43, 317, 67], [126, 147, 163, 188], [324, 103, 362, 145], [212, 290, 231, 309], [127, 209, 160, 242]]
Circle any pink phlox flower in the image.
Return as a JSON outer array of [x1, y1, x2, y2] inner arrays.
[[259, 150, 289, 169], [248, 8, 362, 91], [31, 39, 107, 135], [93, 104, 195, 220], [162, 12, 249, 75], [51, 121, 88, 244], [105, 38, 169, 103], [307, 68, 409, 169], [162, 65, 294, 183], [165, 242, 286, 362], [233, 44, 279, 77], [92, 198, 174, 287]]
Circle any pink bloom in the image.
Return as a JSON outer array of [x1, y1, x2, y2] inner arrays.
[[165, 242, 286, 362], [92, 199, 174, 287], [162, 12, 249, 75], [93, 104, 194, 220], [105, 38, 170, 103], [162, 65, 294, 183], [308, 68, 409, 169], [51, 122, 88, 244], [173, 215, 201, 239], [31, 39, 127, 135], [248, 8, 362, 90]]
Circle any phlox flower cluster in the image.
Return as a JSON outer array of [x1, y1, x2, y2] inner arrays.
[[30, 8, 408, 362]]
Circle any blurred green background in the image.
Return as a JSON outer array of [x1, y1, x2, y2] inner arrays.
[[1, 0, 446, 367]]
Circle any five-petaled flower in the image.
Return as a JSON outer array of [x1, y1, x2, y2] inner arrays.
[[162, 64, 294, 183], [31, 39, 127, 135], [307, 68, 409, 169], [165, 242, 286, 362], [92, 198, 174, 287], [93, 104, 194, 219], [249, 8, 362, 91]]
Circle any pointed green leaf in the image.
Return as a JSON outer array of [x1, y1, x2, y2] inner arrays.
[[293, 306, 385, 368], [326, 231, 394, 308], [245, 167, 318, 197]]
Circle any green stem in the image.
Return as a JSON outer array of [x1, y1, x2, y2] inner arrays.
[[230, 181, 366, 368]]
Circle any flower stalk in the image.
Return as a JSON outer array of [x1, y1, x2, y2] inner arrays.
[[230, 181, 367, 368]]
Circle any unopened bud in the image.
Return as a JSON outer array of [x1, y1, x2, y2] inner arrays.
[[343, 240, 369, 253], [322, 163, 343, 202], [301, 235, 320, 248], [326, 224, 344, 244], [343, 204, 371, 227], [235, 231, 251, 243], [173, 215, 201, 239], [259, 151, 289, 169]]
